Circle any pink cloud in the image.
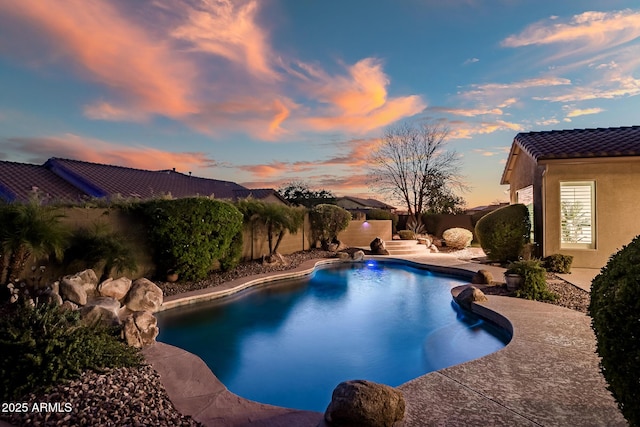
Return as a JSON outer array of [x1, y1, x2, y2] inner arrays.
[[171, 0, 277, 80], [502, 10, 640, 54], [0, 1, 196, 120], [0, 1, 425, 141], [299, 58, 426, 133], [5, 134, 216, 172]]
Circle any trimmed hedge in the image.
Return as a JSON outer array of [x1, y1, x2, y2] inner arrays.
[[590, 235, 640, 426], [136, 198, 243, 281], [475, 204, 531, 262]]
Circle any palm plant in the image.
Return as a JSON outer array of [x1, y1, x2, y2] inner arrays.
[[65, 223, 137, 282], [236, 199, 305, 258], [1, 201, 69, 284]]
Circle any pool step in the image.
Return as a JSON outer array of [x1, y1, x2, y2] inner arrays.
[[383, 240, 430, 256]]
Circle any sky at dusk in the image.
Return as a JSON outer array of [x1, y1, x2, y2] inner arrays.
[[1, 0, 639, 208]]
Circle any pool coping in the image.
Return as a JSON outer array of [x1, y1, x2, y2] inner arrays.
[[144, 256, 627, 427]]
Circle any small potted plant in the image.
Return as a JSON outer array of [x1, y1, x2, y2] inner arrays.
[[504, 259, 542, 291]]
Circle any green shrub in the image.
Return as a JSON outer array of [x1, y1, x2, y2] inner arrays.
[[589, 235, 640, 427], [475, 204, 531, 262], [397, 230, 415, 240], [136, 198, 243, 281], [366, 209, 399, 233], [506, 259, 557, 301], [219, 229, 243, 271], [309, 204, 351, 248], [542, 254, 573, 274], [0, 302, 142, 400]]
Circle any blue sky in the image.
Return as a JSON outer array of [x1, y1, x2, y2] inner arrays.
[[1, 0, 639, 208]]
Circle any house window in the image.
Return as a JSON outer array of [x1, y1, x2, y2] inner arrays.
[[516, 185, 534, 242], [560, 181, 595, 249]]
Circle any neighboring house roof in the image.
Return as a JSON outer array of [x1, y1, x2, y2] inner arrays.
[[0, 160, 88, 203], [45, 158, 248, 200], [502, 125, 640, 184], [336, 196, 396, 210], [232, 188, 289, 204], [0, 157, 281, 204]]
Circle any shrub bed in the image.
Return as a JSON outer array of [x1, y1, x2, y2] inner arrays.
[[0, 302, 142, 400], [590, 236, 640, 427], [136, 198, 243, 281]]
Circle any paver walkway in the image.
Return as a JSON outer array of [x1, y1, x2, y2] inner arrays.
[[144, 254, 627, 427]]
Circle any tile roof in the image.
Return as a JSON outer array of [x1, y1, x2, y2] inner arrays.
[[0, 160, 88, 203], [232, 188, 289, 204], [337, 196, 396, 210], [45, 158, 248, 200], [514, 125, 640, 161]]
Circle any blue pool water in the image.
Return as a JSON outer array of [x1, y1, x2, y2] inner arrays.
[[156, 262, 510, 412]]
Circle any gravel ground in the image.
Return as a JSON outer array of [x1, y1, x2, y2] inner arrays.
[[2, 247, 590, 426], [1, 365, 201, 427]]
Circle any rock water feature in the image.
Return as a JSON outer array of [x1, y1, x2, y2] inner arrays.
[[44, 269, 162, 348]]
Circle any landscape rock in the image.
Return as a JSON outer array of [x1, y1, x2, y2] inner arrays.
[[99, 277, 132, 301], [39, 289, 63, 306], [338, 252, 351, 261], [455, 286, 488, 310], [61, 300, 78, 311], [62, 269, 99, 299], [471, 269, 493, 284], [122, 311, 159, 348], [324, 379, 405, 427], [59, 278, 88, 306], [80, 305, 121, 327], [428, 244, 439, 253], [327, 239, 348, 252], [352, 250, 365, 261], [370, 237, 390, 255], [125, 278, 163, 313]]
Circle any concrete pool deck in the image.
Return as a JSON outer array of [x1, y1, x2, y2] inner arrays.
[[143, 253, 626, 426]]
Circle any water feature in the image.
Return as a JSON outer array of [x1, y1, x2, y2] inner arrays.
[[157, 261, 510, 412]]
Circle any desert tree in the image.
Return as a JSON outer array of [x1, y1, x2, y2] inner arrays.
[[368, 122, 468, 221], [277, 181, 336, 208]]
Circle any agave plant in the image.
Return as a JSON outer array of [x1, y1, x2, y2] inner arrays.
[[405, 215, 426, 235]]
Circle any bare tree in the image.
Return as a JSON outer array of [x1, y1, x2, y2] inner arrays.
[[368, 122, 468, 220]]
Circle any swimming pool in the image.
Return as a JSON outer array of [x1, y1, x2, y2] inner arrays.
[[157, 261, 510, 412]]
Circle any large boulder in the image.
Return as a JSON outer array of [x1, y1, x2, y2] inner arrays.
[[59, 279, 88, 306], [471, 269, 493, 285], [324, 380, 405, 427], [80, 305, 121, 327], [124, 278, 163, 313], [455, 286, 488, 310], [370, 238, 389, 256], [80, 296, 122, 326], [122, 311, 159, 348], [99, 277, 132, 301], [62, 269, 99, 299]]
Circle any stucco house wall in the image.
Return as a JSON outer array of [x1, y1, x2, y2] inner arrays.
[[541, 157, 640, 268], [502, 126, 640, 270]]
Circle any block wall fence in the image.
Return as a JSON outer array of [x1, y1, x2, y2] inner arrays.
[[52, 207, 392, 279]]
